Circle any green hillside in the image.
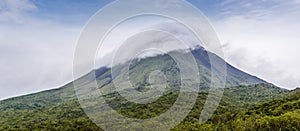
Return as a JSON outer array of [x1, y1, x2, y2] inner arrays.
[[0, 48, 296, 130], [0, 84, 291, 130], [192, 89, 300, 131]]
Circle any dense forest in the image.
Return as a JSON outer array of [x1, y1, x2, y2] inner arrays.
[[0, 84, 298, 130]]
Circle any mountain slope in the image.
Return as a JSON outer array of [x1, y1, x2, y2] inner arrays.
[[0, 48, 286, 130], [0, 84, 290, 130], [191, 48, 266, 86], [92, 47, 267, 95], [194, 89, 300, 131]]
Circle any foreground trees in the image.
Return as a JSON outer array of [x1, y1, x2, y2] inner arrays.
[[0, 85, 299, 130]]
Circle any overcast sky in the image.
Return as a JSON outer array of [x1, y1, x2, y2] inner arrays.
[[0, 0, 299, 100]]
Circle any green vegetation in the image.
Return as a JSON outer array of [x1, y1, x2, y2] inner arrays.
[[190, 89, 300, 130], [0, 84, 297, 130], [0, 48, 298, 130]]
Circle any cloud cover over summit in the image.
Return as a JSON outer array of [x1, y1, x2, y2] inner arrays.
[[0, 0, 299, 100]]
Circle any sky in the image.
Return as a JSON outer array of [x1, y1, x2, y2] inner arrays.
[[0, 0, 299, 100]]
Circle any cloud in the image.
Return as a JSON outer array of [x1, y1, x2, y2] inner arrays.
[[1, 0, 201, 100], [1, 0, 299, 101], [217, 0, 300, 21], [0, 0, 37, 23], [0, 23, 80, 100], [94, 19, 203, 68], [212, 0, 300, 89], [155, 0, 183, 10]]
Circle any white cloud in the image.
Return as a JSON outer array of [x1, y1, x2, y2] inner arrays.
[[213, 0, 300, 89], [0, 0, 37, 23], [155, 0, 183, 10], [1, 0, 299, 101], [0, 0, 81, 100], [94, 17, 199, 68], [218, 0, 300, 21], [0, 23, 80, 100]]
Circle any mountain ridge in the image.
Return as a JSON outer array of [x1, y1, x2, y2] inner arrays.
[[0, 47, 291, 130], [0, 47, 271, 103]]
